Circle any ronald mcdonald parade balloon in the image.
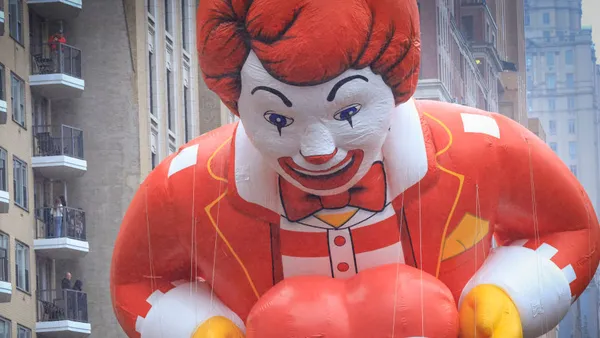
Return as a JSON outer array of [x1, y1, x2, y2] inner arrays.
[[110, 0, 600, 337]]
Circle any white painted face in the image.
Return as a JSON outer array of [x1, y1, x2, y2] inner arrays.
[[238, 52, 395, 195]]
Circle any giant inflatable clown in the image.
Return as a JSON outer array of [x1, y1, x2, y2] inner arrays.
[[111, 0, 600, 337]]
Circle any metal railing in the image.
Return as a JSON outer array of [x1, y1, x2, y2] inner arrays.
[[35, 207, 86, 241], [30, 43, 82, 79], [32, 125, 85, 159], [37, 289, 88, 323], [0, 248, 8, 283]]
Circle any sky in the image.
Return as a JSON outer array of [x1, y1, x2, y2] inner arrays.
[[581, 0, 599, 59]]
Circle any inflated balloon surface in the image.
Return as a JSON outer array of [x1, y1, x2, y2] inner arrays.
[[110, 0, 600, 337]]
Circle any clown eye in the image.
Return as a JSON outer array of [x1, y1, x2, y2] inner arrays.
[[264, 111, 294, 135], [333, 104, 362, 128]]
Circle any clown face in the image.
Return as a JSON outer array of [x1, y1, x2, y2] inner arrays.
[[238, 52, 395, 195]]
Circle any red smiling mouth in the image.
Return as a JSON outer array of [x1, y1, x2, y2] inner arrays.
[[278, 150, 365, 190]]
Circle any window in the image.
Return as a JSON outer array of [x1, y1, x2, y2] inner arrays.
[[0, 64, 5, 101], [15, 241, 29, 292], [543, 31, 550, 40], [184, 85, 191, 142], [0, 148, 6, 192], [569, 165, 578, 177], [11, 73, 25, 127], [526, 54, 533, 69], [548, 98, 555, 111], [17, 325, 31, 338], [525, 14, 530, 26], [148, 51, 156, 116], [8, 0, 24, 44], [546, 52, 554, 67], [566, 73, 575, 88], [565, 50, 574, 65], [527, 99, 533, 112], [569, 141, 577, 159], [164, 0, 172, 34], [0, 233, 8, 283], [181, 0, 190, 51], [550, 142, 557, 152], [543, 13, 550, 24], [527, 75, 533, 89], [151, 152, 157, 170], [568, 96, 576, 111], [568, 119, 576, 134], [546, 73, 556, 89], [549, 120, 556, 135], [147, 0, 155, 15], [0, 317, 10, 338], [166, 69, 174, 131], [13, 157, 27, 209], [462, 16, 474, 41]]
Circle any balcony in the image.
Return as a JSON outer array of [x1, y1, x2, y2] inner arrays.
[[0, 250, 11, 303], [30, 43, 84, 99], [32, 125, 87, 179], [28, 0, 82, 20], [0, 188, 7, 213], [34, 207, 88, 259], [36, 289, 91, 337]]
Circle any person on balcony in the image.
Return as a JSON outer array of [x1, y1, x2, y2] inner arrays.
[[51, 196, 66, 238], [48, 29, 66, 72]]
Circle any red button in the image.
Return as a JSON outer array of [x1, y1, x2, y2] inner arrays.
[[337, 262, 349, 272], [334, 236, 346, 246]]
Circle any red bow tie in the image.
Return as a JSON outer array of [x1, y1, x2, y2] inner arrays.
[[279, 162, 387, 222]]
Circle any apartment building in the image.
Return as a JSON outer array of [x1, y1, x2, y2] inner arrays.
[[415, 0, 546, 134], [0, 0, 205, 337], [525, 0, 600, 337]]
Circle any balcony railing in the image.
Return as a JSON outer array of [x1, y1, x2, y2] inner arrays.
[[35, 207, 86, 241], [0, 248, 8, 283], [33, 125, 85, 160], [37, 289, 88, 323], [31, 43, 82, 79]]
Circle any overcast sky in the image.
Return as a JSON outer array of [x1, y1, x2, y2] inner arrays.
[[581, 0, 599, 59]]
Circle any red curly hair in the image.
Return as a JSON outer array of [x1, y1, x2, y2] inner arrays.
[[197, 0, 421, 115]]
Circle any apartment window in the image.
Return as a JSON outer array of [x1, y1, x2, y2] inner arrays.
[[17, 325, 31, 338], [543, 31, 550, 39], [164, 0, 172, 34], [546, 73, 556, 89], [0, 232, 8, 283], [0, 148, 6, 192], [13, 157, 27, 210], [543, 13, 550, 25], [15, 241, 29, 292], [147, 0, 155, 15], [181, 0, 190, 51], [569, 165, 578, 177], [166, 69, 174, 131], [462, 16, 474, 41], [8, 0, 23, 44], [525, 14, 530, 26], [148, 51, 156, 116], [566, 73, 575, 88], [568, 119, 576, 134], [550, 142, 557, 152], [548, 98, 555, 111], [527, 75, 533, 89], [0, 64, 4, 101], [151, 152, 157, 169], [565, 50, 574, 65], [546, 52, 554, 67], [0, 317, 10, 338], [568, 96, 576, 110], [549, 120, 556, 135], [527, 99, 533, 112], [569, 141, 577, 159], [526, 54, 533, 69], [184, 85, 191, 142], [11, 73, 25, 127]]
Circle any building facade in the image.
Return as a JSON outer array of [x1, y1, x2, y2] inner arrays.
[[525, 0, 600, 337], [0, 0, 212, 337]]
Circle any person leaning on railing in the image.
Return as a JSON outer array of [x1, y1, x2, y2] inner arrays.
[[48, 30, 67, 72]]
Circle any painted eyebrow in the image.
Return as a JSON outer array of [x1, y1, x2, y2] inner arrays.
[[327, 75, 369, 102], [251, 86, 293, 107]]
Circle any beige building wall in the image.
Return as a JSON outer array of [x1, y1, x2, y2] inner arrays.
[[0, 0, 38, 336]]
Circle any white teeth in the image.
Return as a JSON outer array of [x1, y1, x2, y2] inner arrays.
[[292, 157, 352, 176], [135, 316, 145, 333], [146, 290, 164, 306]]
